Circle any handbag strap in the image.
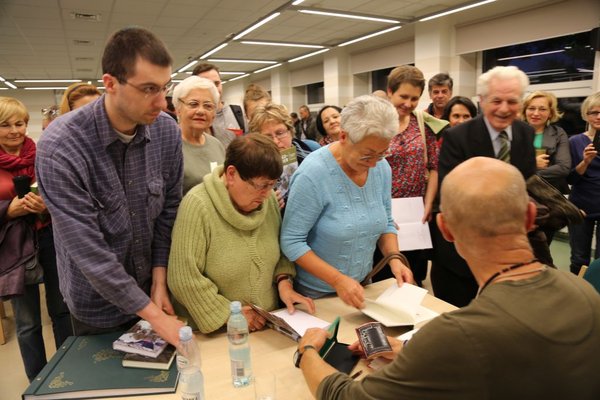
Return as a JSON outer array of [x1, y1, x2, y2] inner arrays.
[[361, 252, 411, 286]]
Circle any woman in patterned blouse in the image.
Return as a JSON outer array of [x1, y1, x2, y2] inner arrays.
[[382, 65, 441, 286]]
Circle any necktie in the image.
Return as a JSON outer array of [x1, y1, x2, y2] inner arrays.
[[497, 130, 510, 163]]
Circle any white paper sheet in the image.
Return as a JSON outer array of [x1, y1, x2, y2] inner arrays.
[[391, 197, 433, 251], [271, 309, 330, 337]]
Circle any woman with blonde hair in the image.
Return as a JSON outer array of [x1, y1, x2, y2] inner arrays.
[[59, 82, 101, 114], [522, 91, 571, 194], [0, 97, 71, 381]]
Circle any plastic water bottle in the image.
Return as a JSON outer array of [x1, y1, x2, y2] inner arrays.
[[177, 326, 205, 400], [227, 301, 252, 387]]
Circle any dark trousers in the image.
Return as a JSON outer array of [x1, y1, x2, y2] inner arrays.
[[71, 315, 138, 336], [11, 226, 72, 381], [569, 218, 600, 275], [429, 213, 479, 308]]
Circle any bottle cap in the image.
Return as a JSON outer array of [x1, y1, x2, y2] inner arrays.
[[230, 301, 242, 313], [179, 326, 193, 341]]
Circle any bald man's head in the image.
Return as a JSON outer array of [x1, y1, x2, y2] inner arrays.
[[440, 157, 529, 239]]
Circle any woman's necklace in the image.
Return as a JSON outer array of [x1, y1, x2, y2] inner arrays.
[[476, 259, 540, 297]]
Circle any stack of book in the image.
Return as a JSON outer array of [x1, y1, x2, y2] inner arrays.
[[112, 320, 176, 370]]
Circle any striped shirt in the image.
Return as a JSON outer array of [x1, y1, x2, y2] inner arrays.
[[36, 96, 183, 327]]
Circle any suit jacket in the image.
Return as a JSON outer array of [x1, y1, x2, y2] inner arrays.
[[435, 115, 536, 279], [538, 124, 571, 193], [439, 115, 536, 186]]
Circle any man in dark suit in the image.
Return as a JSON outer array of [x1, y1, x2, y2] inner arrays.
[[431, 66, 537, 307]]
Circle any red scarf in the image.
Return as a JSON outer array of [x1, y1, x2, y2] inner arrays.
[[0, 136, 36, 179]]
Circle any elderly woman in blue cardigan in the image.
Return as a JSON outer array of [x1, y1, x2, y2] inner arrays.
[[280, 95, 414, 309]]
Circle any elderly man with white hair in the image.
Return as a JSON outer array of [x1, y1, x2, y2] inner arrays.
[[430, 66, 538, 307], [297, 157, 600, 400]]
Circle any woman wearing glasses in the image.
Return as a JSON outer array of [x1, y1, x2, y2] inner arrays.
[[567, 92, 600, 275], [172, 76, 226, 194], [280, 96, 413, 309], [168, 134, 314, 333], [249, 103, 313, 206]]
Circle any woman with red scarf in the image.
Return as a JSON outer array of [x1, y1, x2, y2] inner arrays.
[[0, 97, 71, 381]]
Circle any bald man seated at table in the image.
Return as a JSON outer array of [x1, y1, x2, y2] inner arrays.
[[296, 157, 600, 400]]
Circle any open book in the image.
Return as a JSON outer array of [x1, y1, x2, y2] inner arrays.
[[362, 283, 439, 327], [249, 304, 330, 341]]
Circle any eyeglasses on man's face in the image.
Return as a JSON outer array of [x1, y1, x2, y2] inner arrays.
[[178, 99, 216, 112], [123, 80, 174, 98]]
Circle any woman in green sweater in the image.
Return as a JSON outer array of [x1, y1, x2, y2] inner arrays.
[[168, 134, 315, 333]]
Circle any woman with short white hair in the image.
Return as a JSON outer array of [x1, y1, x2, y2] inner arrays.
[[173, 75, 226, 194], [281, 95, 414, 308]]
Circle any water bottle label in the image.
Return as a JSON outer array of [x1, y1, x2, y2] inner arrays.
[[176, 355, 190, 370], [231, 359, 246, 377], [181, 393, 202, 400]]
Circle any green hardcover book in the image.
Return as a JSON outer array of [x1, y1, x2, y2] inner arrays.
[[22, 332, 179, 399]]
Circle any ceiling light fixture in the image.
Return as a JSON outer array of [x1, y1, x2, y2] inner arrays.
[[221, 72, 247, 76], [178, 60, 199, 73], [419, 0, 496, 22], [208, 58, 278, 64], [24, 87, 69, 90], [288, 48, 330, 63], [497, 49, 564, 61], [200, 43, 228, 59], [4, 81, 17, 89], [15, 79, 82, 83], [228, 74, 250, 82], [254, 63, 282, 74], [241, 40, 324, 49], [233, 12, 281, 40], [298, 9, 399, 24], [0, 76, 5, 82], [291, 0, 305, 5], [338, 26, 401, 47]]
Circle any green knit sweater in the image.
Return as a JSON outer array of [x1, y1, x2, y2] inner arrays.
[[167, 166, 295, 333]]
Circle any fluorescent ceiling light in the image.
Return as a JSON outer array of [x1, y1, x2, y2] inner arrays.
[[171, 73, 178, 78], [208, 58, 277, 64], [288, 48, 330, 63], [15, 79, 81, 83], [4, 81, 17, 89], [178, 60, 199, 73], [220, 72, 247, 76], [24, 87, 69, 90], [254, 63, 282, 74], [338, 26, 401, 47], [233, 12, 280, 40], [228, 74, 250, 82], [497, 49, 564, 61], [419, 0, 496, 22], [0, 76, 5, 82], [0, 88, 8, 90], [299, 9, 399, 24], [200, 43, 228, 59], [577, 68, 594, 73], [291, 0, 305, 5], [241, 40, 324, 49]]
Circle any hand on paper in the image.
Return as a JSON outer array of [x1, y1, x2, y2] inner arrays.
[[298, 328, 329, 352], [242, 306, 266, 332], [390, 259, 415, 287], [278, 279, 316, 315], [333, 274, 364, 309]]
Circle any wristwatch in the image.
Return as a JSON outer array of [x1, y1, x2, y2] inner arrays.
[[293, 345, 317, 368], [275, 274, 293, 285]]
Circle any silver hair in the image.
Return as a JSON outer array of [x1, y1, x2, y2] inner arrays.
[[172, 75, 220, 107], [477, 66, 529, 98], [341, 95, 399, 142]]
